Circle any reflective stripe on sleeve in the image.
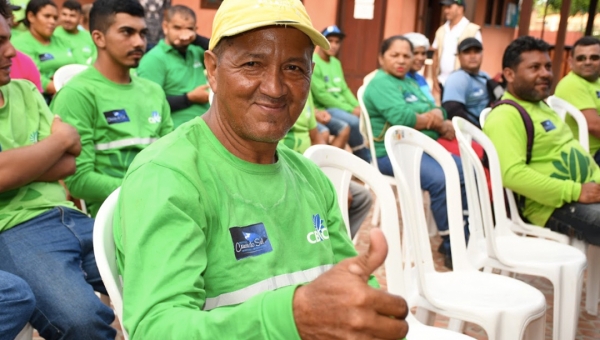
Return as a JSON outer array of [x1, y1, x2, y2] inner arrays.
[[203, 264, 334, 310], [94, 137, 158, 151]]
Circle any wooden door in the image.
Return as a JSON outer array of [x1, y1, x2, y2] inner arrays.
[[337, 0, 387, 95]]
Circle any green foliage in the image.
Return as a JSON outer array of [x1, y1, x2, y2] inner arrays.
[[537, 0, 597, 16]]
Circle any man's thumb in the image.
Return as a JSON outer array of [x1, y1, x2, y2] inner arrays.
[[348, 228, 388, 280]]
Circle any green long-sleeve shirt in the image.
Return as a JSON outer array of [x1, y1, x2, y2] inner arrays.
[[483, 92, 600, 226], [311, 54, 358, 112], [12, 31, 78, 92], [114, 118, 374, 339], [363, 69, 444, 157], [50, 67, 173, 216]]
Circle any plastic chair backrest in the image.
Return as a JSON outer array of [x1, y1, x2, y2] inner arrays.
[[303, 145, 406, 297], [53, 64, 89, 92], [93, 187, 128, 339], [356, 85, 380, 171], [479, 107, 492, 128], [548, 95, 589, 152], [384, 126, 472, 275]]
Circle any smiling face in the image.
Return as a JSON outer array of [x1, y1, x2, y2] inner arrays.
[[571, 44, 600, 82], [205, 26, 314, 146], [28, 4, 58, 40], [59, 7, 81, 33], [93, 13, 147, 68], [379, 38, 413, 79], [411, 46, 427, 72], [504, 50, 553, 102], [0, 16, 16, 86]]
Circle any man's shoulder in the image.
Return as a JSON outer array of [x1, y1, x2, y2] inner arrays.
[[7, 78, 39, 94], [56, 67, 97, 94], [446, 69, 471, 82], [557, 72, 586, 88], [132, 75, 166, 95]]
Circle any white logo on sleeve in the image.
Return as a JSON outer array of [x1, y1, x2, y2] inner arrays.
[[307, 214, 329, 244]]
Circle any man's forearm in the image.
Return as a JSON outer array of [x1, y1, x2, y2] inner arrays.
[[35, 154, 76, 182], [0, 135, 68, 192], [65, 171, 123, 202]]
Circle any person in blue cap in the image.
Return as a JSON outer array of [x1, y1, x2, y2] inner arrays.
[[311, 24, 371, 163]]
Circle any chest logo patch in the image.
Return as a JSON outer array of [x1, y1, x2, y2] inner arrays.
[[103, 109, 130, 124], [39, 53, 54, 62], [404, 92, 418, 103], [307, 214, 329, 244], [541, 119, 556, 132], [229, 222, 273, 260]]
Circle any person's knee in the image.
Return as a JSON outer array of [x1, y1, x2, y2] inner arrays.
[[49, 295, 115, 335], [0, 272, 36, 313]]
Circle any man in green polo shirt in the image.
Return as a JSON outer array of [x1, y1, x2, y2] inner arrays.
[[55, 0, 96, 65], [555, 36, 600, 163], [50, 0, 173, 217], [137, 5, 209, 128]]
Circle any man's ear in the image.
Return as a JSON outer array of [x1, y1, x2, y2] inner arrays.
[[502, 67, 515, 84], [92, 30, 105, 49], [204, 50, 218, 94], [161, 20, 168, 36]]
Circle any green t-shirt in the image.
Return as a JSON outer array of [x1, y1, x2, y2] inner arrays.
[[12, 31, 78, 92], [483, 92, 600, 226], [114, 118, 363, 339], [363, 69, 444, 157], [50, 67, 173, 216], [137, 40, 210, 128], [281, 92, 317, 154], [311, 54, 358, 112], [555, 71, 600, 155], [53, 26, 96, 65], [0, 80, 75, 232]]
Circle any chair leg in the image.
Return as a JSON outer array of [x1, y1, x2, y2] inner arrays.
[[553, 267, 583, 340], [447, 318, 465, 333], [414, 307, 436, 326], [585, 245, 600, 315], [522, 314, 546, 340]]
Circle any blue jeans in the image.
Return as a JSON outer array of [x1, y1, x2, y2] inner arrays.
[[377, 153, 469, 253], [546, 202, 600, 246], [0, 207, 116, 340], [0, 270, 35, 340], [326, 108, 371, 162]]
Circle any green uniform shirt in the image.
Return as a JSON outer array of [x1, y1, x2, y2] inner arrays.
[[53, 26, 96, 65], [311, 54, 358, 112], [0, 80, 75, 232], [281, 92, 317, 154], [364, 69, 444, 157], [50, 67, 173, 216], [483, 92, 600, 226], [555, 71, 600, 155], [114, 118, 366, 339], [12, 31, 78, 92], [137, 39, 209, 128]]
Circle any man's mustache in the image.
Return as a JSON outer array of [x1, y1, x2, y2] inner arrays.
[[127, 49, 145, 56]]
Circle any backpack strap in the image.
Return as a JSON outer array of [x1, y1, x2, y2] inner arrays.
[[491, 99, 534, 217], [492, 99, 534, 164]]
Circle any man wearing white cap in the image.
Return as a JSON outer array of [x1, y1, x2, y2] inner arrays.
[[113, 0, 409, 339]]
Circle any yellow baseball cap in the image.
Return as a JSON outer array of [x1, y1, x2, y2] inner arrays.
[[209, 0, 330, 51]]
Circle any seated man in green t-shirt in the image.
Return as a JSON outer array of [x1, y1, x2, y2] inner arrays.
[[0, 1, 116, 338], [55, 0, 96, 65], [137, 5, 210, 128], [484, 36, 600, 246], [50, 0, 173, 216], [555, 36, 600, 164]]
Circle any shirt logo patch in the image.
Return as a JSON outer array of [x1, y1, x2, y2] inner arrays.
[[39, 53, 54, 62], [472, 88, 485, 97], [404, 93, 418, 103], [230, 223, 273, 260], [307, 214, 329, 244], [148, 111, 162, 124], [541, 119, 556, 132], [103, 109, 130, 124]]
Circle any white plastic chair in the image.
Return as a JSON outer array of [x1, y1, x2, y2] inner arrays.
[[93, 187, 128, 340], [304, 145, 475, 340], [357, 85, 437, 236], [484, 100, 600, 316], [53, 64, 89, 92], [385, 125, 547, 340], [453, 116, 587, 340]]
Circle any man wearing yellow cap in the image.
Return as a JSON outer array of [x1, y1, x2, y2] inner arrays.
[[113, 0, 409, 339]]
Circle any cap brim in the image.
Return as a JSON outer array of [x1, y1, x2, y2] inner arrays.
[[211, 20, 330, 51], [459, 45, 482, 52], [324, 32, 345, 40]]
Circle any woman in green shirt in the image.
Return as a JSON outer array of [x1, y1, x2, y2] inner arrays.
[[12, 0, 77, 97]]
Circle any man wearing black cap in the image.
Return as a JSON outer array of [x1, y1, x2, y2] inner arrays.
[[432, 0, 481, 99], [443, 37, 491, 128], [311, 24, 371, 163]]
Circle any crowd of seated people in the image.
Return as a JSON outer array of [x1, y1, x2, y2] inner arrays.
[[2, 0, 600, 338]]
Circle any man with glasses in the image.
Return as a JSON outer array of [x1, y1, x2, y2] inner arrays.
[[555, 36, 600, 163]]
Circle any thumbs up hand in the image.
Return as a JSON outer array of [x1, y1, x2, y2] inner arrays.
[[292, 228, 409, 339]]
